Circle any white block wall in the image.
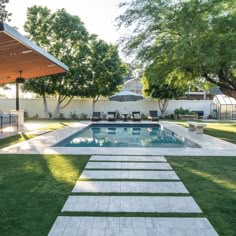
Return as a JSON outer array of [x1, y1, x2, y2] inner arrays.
[[0, 98, 212, 119]]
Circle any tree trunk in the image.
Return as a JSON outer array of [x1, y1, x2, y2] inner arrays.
[[52, 95, 61, 119], [92, 98, 96, 113], [42, 93, 50, 119], [92, 96, 100, 113], [158, 98, 169, 115]]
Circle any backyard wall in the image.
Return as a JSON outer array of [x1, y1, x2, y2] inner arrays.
[[0, 98, 212, 119]]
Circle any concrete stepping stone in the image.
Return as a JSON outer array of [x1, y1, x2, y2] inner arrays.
[[80, 170, 179, 180], [72, 181, 189, 193], [90, 155, 166, 162], [49, 216, 218, 236], [62, 196, 202, 213], [85, 162, 172, 170]]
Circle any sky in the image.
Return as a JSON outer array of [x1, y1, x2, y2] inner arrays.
[[6, 0, 125, 44]]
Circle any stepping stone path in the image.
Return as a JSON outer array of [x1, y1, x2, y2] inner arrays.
[[49, 155, 218, 236]]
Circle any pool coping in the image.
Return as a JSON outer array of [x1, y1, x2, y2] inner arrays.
[[0, 121, 236, 156]]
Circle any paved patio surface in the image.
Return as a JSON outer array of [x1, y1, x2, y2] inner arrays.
[[0, 121, 235, 156]]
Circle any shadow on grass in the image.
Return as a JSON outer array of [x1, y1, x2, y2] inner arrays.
[[0, 154, 90, 236], [168, 156, 236, 236], [204, 128, 236, 144]]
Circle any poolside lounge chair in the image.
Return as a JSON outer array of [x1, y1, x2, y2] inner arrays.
[[148, 110, 159, 121], [131, 111, 141, 121], [91, 112, 101, 121], [107, 111, 117, 121]]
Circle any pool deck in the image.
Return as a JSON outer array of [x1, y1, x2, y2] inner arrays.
[[0, 121, 236, 156]]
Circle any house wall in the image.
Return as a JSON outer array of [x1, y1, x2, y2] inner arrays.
[[0, 98, 212, 119]]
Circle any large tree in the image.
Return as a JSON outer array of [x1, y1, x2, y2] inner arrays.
[[117, 0, 236, 99], [142, 66, 187, 115], [0, 0, 11, 22], [77, 35, 127, 112], [23, 6, 89, 118]]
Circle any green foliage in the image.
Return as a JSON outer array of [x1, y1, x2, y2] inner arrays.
[[77, 36, 126, 102], [118, 0, 236, 99], [22, 6, 90, 117], [0, 0, 11, 22], [174, 107, 195, 115], [69, 111, 78, 119]]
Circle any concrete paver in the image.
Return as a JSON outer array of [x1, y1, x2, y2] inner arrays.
[[72, 181, 189, 193], [80, 170, 179, 180], [90, 155, 167, 162], [61, 196, 202, 213], [85, 162, 172, 170], [48, 217, 218, 236]]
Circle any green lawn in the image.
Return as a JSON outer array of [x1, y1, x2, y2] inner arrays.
[[0, 154, 90, 236], [177, 121, 236, 144], [0, 121, 72, 149], [168, 156, 236, 236]]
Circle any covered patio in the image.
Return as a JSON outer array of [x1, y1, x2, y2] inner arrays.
[[0, 22, 68, 131]]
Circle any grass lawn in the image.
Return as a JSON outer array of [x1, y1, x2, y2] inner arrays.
[[0, 121, 72, 149], [177, 121, 236, 144], [168, 156, 236, 236], [0, 154, 90, 236]]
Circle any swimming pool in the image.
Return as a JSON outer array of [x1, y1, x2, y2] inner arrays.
[[55, 123, 199, 148]]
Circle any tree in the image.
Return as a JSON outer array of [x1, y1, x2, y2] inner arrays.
[[23, 6, 89, 118], [142, 66, 187, 115], [77, 35, 127, 112], [0, 0, 11, 22], [117, 0, 236, 99]]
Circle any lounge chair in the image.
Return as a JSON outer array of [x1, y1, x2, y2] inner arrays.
[[107, 111, 117, 121], [131, 111, 141, 121], [148, 110, 159, 121], [91, 112, 101, 121]]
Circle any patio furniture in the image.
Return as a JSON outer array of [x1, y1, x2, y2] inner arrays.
[[131, 111, 141, 121], [187, 122, 207, 134], [122, 113, 129, 121], [107, 112, 117, 121], [148, 110, 159, 121], [0, 113, 18, 133], [91, 112, 101, 121]]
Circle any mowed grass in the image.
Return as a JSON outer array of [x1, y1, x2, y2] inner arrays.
[[0, 121, 72, 149], [177, 121, 236, 144], [168, 156, 236, 236], [0, 154, 90, 236]]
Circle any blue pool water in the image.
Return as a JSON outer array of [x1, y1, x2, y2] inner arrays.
[[55, 123, 199, 148]]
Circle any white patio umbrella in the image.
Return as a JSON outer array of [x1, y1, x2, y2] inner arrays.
[[109, 90, 144, 102]]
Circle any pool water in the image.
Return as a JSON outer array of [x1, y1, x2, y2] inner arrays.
[[55, 123, 199, 148]]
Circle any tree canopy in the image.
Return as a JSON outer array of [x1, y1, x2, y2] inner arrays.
[[0, 0, 11, 22], [23, 6, 125, 118], [117, 0, 236, 99], [78, 35, 126, 111]]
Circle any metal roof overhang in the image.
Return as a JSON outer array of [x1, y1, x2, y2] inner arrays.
[[0, 22, 68, 85]]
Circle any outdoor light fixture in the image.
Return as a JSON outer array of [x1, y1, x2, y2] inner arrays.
[[21, 50, 32, 54], [48, 64, 56, 67], [16, 71, 25, 84], [15, 71, 25, 111]]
